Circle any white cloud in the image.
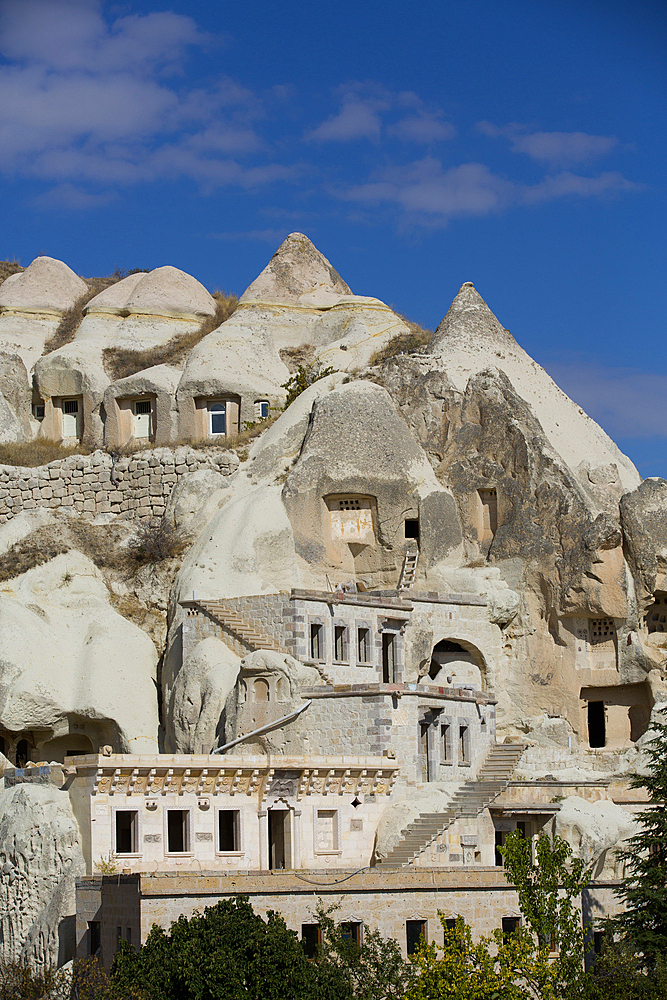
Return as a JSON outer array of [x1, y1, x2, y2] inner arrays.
[[478, 122, 619, 167], [387, 113, 455, 143], [307, 84, 454, 144], [343, 157, 638, 225], [544, 361, 667, 440], [30, 182, 117, 210], [0, 0, 289, 191]]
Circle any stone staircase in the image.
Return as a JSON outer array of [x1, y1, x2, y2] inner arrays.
[[397, 544, 419, 592], [196, 601, 284, 653], [376, 743, 526, 868]]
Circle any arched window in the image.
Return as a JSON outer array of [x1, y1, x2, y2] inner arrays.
[[255, 400, 270, 420]]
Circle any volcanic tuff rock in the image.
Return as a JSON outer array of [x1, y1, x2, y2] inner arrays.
[[0, 233, 664, 968]]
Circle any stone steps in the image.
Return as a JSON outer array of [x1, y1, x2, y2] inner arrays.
[[376, 743, 526, 868], [197, 601, 284, 653]]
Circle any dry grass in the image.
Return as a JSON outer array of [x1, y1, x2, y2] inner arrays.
[[0, 439, 91, 468], [369, 315, 432, 365], [0, 514, 185, 585], [41, 269, 149, 356], [0, 259, 24, 283], [279, 343, 316, 373], [102, 291, 238, 381]]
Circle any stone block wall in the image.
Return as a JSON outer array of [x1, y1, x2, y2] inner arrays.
[[0, 446, 238, 523]]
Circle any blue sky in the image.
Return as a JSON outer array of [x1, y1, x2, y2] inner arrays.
[[0, 0, 665, 476]]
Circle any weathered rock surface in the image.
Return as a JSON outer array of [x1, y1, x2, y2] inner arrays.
[[0, 550, 159, 757], [168, 636, 241, 753], [0, 257, 87, 314], [0, 782, 85, 969], [553, 795, 638, 878], [429, 282, 640, 500], [239, 232, 351, 308]]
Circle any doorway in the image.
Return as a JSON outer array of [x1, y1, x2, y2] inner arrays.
[[588, 701, 606, 748], [62, 398, 81, 439], [268, 810, 290, 870]]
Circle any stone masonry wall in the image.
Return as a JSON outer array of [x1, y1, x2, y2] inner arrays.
[[0, 446, 238, 523]]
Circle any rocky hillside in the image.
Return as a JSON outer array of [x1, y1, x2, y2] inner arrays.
[[0, 234, 665, 967]]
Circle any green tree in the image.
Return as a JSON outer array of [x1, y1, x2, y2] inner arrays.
[[110, 896, 319, 1000], [613, 720, 667, 968], [281, 364, 335, 408], [405, 915, 530, 1000], [501, 829, 592, 997], [407, 832, 593, 1000], [312, 905, 415, 999]]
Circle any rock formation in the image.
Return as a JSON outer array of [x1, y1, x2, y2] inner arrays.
[[0, 233, 664, 968]]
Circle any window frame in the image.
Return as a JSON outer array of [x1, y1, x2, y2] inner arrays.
[[165, 808, 192, 856], [314, 807, 341, 855], [406, 919, 427, 955], [217, 808, 242, 855], [114, 809, 140, 856]]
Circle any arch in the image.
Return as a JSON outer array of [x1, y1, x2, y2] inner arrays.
[[428, 637, 487, 691], [252, 678, 270, 703], [38, 733, 95, 762]]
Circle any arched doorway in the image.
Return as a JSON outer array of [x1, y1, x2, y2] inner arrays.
[[428, 639, 486, 691]]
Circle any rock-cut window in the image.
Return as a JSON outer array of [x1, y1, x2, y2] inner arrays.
[[208, 401, 226, 436]]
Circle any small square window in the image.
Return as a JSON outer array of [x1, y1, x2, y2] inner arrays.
[[33, 403, 45, 421], [443, 918, 457, 933], [404, 518, 420, 540], [255, 400, 270, 420], [502, 917, 520, 942], [341, 922, 361, 947], [115, 811, 138, 854], [406, 920, 426, 955]]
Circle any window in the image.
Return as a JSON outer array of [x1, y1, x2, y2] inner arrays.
[[420, 723, 430, 783], [301, 924, 321, 958], [88, 921, 101, 956], [382, 632, 396, 683], [406, 920, 426, 955], [340, 923, 361, 947], [315, 809, 338, 852], [33, 402, 45, 421], [125, 928, 132, 946], [310, 622, 323, 660], [495, 830, 504, 867], [459, 724, 470, 764], [357, 627, 370, 663], [443, 918, 457, 933], [255, 400, 270, 420], [590, 618, 615, 643], [441, 724, 452, 764], [326, 495, 374, 543], [167, 810, 190, 853], [334, 625, 347, 662], [15, 739, 29, 767], [115, 811, 138, 854], [208, 401, 226, 436], [646, 594, 667, 634], [588, 701, 606, 748], [339, 498, 361, 510], [502, 917, 520, 942], [478, 488, 497, 539], [133, 399, 152, 439], [218, 810, 240, 852]]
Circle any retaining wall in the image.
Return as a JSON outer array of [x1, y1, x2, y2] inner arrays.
[[0, 447, 238, 523]]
